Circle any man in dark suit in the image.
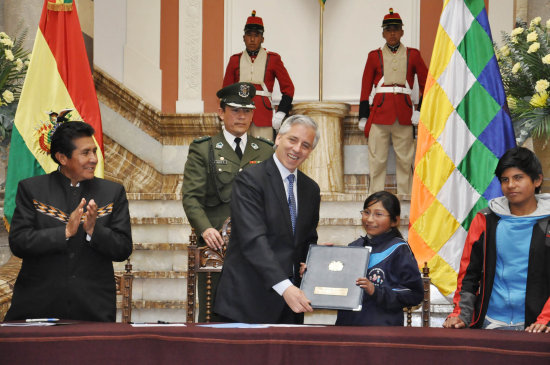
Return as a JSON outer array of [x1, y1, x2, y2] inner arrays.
[[214, 114, 321, 324], [182, 82, 274, 322], [5, 121, 132, 322]]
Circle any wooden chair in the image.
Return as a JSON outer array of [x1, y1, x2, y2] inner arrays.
[[0, 256, 22, 321], [406, 262, 431, 327], [115, 259, 134, 324], [186, 217, 230, 323]]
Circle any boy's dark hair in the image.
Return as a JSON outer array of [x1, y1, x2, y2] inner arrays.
[[50, 122, 95, 165], [363, 191, 403, 238], [495, 147, 543, 194]]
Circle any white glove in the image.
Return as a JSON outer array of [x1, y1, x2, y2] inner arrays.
[[272, 111, 285, 130], [358, 118, 367, 131], [411, 110, 420, 126]]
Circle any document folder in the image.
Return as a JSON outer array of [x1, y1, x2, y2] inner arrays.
[[300, 245, 371, 311]]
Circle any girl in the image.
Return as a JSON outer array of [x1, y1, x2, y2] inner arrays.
[[336, 191, 423, 326]]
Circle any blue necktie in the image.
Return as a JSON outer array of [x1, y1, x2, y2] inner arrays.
[[287, 174, 297, 234]]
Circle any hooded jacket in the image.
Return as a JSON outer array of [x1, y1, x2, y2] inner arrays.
[[448, 194, 550, 328]]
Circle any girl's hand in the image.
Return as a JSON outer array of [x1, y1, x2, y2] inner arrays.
[[356, 277, 375, 295], [299, 262, 307, 277]]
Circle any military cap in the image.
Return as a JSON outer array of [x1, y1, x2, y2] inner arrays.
[[382, 8, 403, 28], [244, 10, 264, 34], [216, 82, 256, 109]]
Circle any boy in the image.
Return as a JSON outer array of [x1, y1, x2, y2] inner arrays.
[[443, 147, 550, 332]]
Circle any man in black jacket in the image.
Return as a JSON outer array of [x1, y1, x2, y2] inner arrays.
[[5, 121, 132, 322]]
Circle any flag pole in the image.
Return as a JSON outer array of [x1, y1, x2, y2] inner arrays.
[[319, 4, 323, 101]]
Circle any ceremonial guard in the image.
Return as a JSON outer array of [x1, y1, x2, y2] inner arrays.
[[223, 10, 295, 140], [358, 8, 428, 195], [182, 82, 274, 322]]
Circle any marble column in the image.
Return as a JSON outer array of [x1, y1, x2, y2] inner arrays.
[[291, 102, 349, 193]]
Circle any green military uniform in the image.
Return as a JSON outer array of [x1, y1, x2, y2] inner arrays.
[[182, 131, 274, 322]]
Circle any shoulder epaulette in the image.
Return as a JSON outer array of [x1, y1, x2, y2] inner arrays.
[[255, 136, 274, 146], [193, 136, 211, 143]]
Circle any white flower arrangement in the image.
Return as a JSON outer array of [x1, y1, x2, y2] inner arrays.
[[498, 18, 550, 144], [0, 29, 30, 143]]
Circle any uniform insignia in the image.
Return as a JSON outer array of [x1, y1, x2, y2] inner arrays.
[[214, 160, 228, 165], [193, 136, 211, 143], [33, 199, 113, 223], [239, 84, 251, 97], [256, 136, 274, 146], [251, 143, 259, 150], [249, 160, 262, 164], [368, 268, 385, 287], [215, 142, 224, 149]]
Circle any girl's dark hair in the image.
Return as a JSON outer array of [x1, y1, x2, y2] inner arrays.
[[495, 147, 543, 194], [363, 191, 403, 238]]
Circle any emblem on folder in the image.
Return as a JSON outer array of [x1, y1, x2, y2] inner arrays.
[[328, 260, 344, 272]]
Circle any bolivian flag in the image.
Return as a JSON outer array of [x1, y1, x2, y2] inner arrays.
[[408, 0, 515, 296], [4, 0, 104, 227]]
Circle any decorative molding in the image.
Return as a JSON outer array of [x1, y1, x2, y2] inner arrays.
[[94, 67, 220, 145], [177, 0, 203, 113], [103, 135, 182, 194]]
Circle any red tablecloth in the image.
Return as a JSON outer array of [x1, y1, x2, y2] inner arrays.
[[1, 322, 549, 365]]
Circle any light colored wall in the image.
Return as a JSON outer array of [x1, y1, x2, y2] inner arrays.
[[2, 0, 42, 52], [76, 0, 94, 37], [94, 0, 127, 83], [489, 0, 515, 46], [123, 0, 162, 109]]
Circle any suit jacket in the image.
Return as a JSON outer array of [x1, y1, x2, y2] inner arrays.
[[359, 46, 427, 135], [214, 156, 320, 323], [5, 171, 132, 322], [223, 50, 294, 127], [182, 131, 274, 238]]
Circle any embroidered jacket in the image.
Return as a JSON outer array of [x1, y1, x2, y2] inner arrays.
[[5, 170, 132, 322]]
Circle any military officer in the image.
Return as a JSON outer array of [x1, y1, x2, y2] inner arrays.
[[182, 82, 274, 322]]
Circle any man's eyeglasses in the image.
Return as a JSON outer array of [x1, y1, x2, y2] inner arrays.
[[360, 210, 390, 219]]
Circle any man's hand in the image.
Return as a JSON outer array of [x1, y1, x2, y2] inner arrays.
[[282, 285, 313, 314], [356, 277, 375, 296], [66, 198, 86, 239], [272, 111, 285, 131], [83, 199, 98, 236], [201, 227, 224, 250], [443, 316, 466, 329], [525, 322, 550, 333]]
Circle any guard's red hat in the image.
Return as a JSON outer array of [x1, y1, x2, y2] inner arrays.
[[244, 10, 264, 33], [382, 8, 403, 28]]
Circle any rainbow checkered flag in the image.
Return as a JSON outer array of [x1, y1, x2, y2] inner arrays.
[[4, 0, 104, 227], [408, 0, 515, 296]]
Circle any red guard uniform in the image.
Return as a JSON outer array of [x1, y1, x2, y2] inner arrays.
[[359, 47, 427, 133], [223, 49, 294, 127]]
